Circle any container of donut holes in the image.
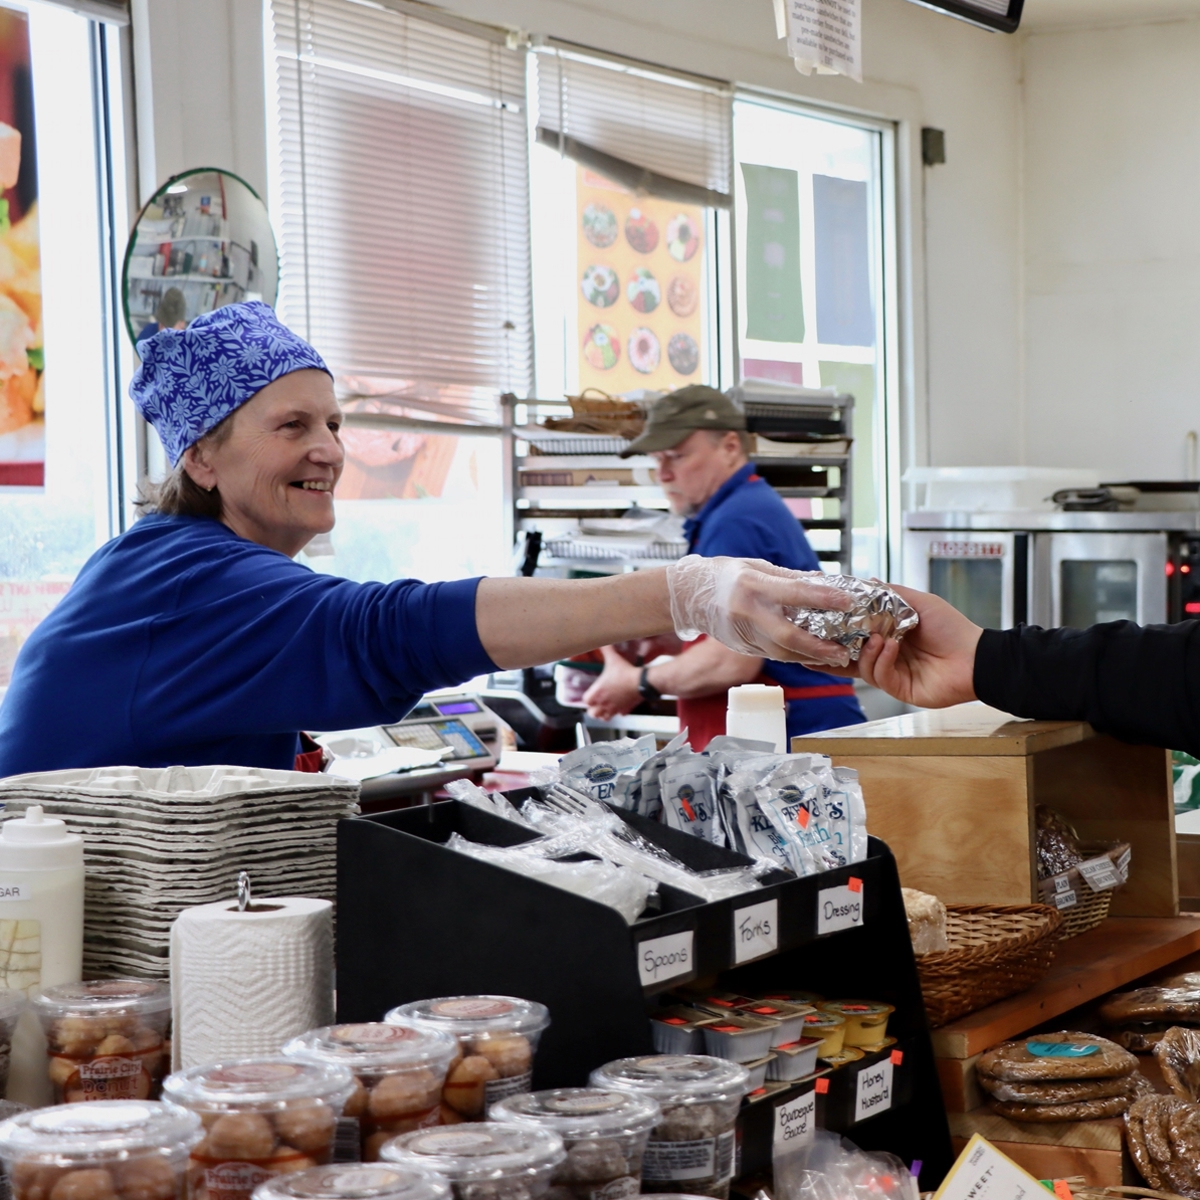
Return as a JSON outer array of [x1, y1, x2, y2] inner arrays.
[[586, 1057, 748, 1200], [0, 1098, 202, 1200], [386, 998, 549, 1122], [162, 1058, 355, 1200], [489, 1088, 661, 1200], [282, 1024, 459, 1161], [34, 981, 172, 1104], [379, 1124, 565, 1200], [251, 1163, 451, 1200]]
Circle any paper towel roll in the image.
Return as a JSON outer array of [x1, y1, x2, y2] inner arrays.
[[170, 896, 333, 1070]]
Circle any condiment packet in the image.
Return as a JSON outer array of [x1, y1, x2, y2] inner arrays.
[[819, 766, 869, 866], [660, 753, 724, 847], [557, 735, 656, 806], [754, 757, 839, 876], [636, 730, 690, 822]]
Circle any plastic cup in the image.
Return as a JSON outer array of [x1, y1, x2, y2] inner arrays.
[[34, 980, 171, 1103], [283, 1023, 458, 1160], [252, 1163, 451, 1200]]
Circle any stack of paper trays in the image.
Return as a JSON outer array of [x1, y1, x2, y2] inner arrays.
[[0, 766, 359, 978]]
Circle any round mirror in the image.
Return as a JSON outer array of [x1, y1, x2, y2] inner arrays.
[[121, 168, 279, 349]]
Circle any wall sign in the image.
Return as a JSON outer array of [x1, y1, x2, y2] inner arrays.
[[637, 929, 694, 987], [733, 898, 778, 964]]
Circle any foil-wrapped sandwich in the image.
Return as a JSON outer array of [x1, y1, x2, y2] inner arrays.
[[786, 576, 918, 660]]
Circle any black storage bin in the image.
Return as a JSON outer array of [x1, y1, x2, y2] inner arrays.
[[336, 797, 954, 1186]]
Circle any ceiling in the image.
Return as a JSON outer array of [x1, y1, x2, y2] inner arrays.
[[1021, 0, 1200, 30]]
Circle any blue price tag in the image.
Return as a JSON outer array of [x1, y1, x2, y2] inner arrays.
[[1026, 1041, 1099, 1058]]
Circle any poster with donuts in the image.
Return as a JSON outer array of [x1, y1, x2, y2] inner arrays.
[[576, 165, 705, 396]]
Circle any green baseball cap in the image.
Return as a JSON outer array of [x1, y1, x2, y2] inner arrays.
[[618, 385, 746, 457]]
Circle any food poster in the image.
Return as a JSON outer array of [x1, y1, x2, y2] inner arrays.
[[0, 9, 42, 488], [576, 165, 705, 395]]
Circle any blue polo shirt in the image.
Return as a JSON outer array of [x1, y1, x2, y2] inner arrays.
[[0, 515, 497, 776], [683, 463, 865, 738]]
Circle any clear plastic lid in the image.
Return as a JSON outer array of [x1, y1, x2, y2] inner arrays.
[[800, 1012, 845, 1030], [490, 1088, 661, 1140], [387, 996, 549, 1041], [380, 1125, 565, 1182], [164, 1058, 355, 1112], [817, 1001, 894, 1017], [0, 1100, 201, 1163], [588, 1056, 749, 1104], [283, 1023, 459, 1073], [253, 1165, 451, 1200], [34, 980, 171, 1019]]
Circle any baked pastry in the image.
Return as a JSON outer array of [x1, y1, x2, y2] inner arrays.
[[977, 1071, 1137, 1104], [989, 1092, 1139, 1123], [627, 328, 661, 375], [901, 888, 948, 955], [1110, 1025, 1172, 1052], [1156, 1026, 1200, 1102], [1036, 806, 1083, 879], [1125, 1095, 1200, 1196], [1100, 987, 1200, 1025], [977, 1032, 1136, 1081]]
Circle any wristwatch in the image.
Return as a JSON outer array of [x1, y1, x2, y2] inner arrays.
[[638, 666, 662, 703]]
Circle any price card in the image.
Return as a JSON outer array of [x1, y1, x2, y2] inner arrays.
[[1077, 855, 1121, 892], [817, 880, 864, 935], [934, 1133, 1044, 1200], [733, 899, 778, 964], [1052, 888, 1077, 910], [853, 1057, 893, 1122], [773, 1088, 816, 1155], [637, 929, 694, 987]]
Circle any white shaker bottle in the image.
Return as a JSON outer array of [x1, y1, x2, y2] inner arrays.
[[0, 805, 84, 1104], [726, 683, 787, 753]]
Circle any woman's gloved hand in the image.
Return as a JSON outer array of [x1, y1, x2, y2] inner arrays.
[[665, 555, 855, 667]]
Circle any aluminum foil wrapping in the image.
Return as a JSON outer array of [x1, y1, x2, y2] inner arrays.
[[785, 576, 918, 660]]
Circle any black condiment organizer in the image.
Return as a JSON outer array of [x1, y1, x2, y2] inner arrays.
[[336, 795, 953, 1186]]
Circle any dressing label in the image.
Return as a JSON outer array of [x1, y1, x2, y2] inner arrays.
[[637, 929, 694, 987], [817, 883, 863, 934], [733, 899, 778, 964], [0, 883, 29, 902], [854, 1059, 893, 1123], [773, 1088, 816, 1153]]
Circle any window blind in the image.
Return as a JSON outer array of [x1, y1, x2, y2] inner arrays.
[[533, 43, 732, 209], [269, 0, 532, 419]]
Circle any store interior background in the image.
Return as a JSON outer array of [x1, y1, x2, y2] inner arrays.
[[132, 0, 1200, 490]]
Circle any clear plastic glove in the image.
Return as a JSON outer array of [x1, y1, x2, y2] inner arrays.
[[665, 555, 855, 667]]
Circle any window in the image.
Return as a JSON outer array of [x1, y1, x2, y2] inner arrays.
[[0, 3, 129, 688], [733, 96, 895, 580], [266, 0, 529, 583]]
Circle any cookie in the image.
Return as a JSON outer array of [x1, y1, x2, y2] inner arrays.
[[1165, 1104, 1200, 1195], [977, 1032, 1136, 1082], [1109, 1024, 1171, 1052], [1100, 987, 1200, 1025], [1155, 1026, 1200, 1101], [1125, 1099, 1164, 1190], [977, 1071, 1135, 1105], [988, 1092, 1135, 1122]]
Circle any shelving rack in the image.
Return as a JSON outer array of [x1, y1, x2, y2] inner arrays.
[[336, 794, 954, 1187], [505, 389, 856, 575]]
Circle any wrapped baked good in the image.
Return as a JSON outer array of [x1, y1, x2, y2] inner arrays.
[[34, 980, 171, 1103], [901, 889, 948, 955], [977, 1032, 1136, 1082], [1155, 1027, 1200, 1102], [784, 577, 917, 661], [977, 1071, 1138, 1105], [252, 1164, 450, 1200], [163, 1058, 355, 1200], [588, 1056, 748, 1200], [0, 1099, 202, 1200], [1126, 1094, 1200, 1197], [1100, 987, 1200, 1025], [387, 997, 550, 1121], [379, 1124, 566, 1200], [1035, 808, 1083, 880], [490, 1088, 661, 1200], [988, 1087, 1147, 1123], [283, 1023, 458, 1160]]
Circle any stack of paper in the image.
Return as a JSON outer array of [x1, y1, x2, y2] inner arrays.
[[0, 766, 359, 979]]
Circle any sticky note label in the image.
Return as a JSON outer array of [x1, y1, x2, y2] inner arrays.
[[733, 898, 778, 964], [818, 883, 864, 934], [854, 1058, 893, 1122], [773, 1088, 816, 1153], [637, 929, 694, 987]]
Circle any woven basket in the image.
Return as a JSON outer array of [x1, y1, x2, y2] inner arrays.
[[917, 903, 1063, 1029], [1037, 841, 1131, 941]]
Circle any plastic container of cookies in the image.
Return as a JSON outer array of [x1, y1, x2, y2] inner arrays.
[[34, 980, 172, 1103], [816, 1002, 894, 1049], [0, 1099, 202, 1200], [386, 996, 550, 1120], [283, 1023, 458, 1161], [490, 1088, 661, 1200], [252, 1163, 451, 1200], [163, 1058, 355, 1200], [379, 1125, 566, 1200], [588, 1056, 749, 1200]]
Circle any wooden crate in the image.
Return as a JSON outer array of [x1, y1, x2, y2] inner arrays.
[[795, 704, 1177, 914]]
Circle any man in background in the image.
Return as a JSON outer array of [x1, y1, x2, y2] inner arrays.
[[583, 386, 865, 748], [135, 287, 187, 352]]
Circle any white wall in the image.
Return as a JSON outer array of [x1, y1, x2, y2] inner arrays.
[[1020, 14, 1200, 481]]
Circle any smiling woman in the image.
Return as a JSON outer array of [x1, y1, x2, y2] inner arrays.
[[0, 302, 856, 779]]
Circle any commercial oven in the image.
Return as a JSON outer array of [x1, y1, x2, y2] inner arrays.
[[905, 511, 1200, 629]]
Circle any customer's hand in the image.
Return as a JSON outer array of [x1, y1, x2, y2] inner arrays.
[[856, 584, 982, 708], [583, 645, 643, 720], [665, 555, 854, 667]]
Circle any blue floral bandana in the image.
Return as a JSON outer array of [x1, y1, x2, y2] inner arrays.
[[129, 301, 331, 466]]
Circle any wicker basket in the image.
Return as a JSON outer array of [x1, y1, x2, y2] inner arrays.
[[917, 903, 1064, 1029], [1037, 841, 1131, 941]]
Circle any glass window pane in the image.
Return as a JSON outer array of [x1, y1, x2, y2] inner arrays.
[[929, 559, 1003, 630], [1061, 560, 1138, 627]]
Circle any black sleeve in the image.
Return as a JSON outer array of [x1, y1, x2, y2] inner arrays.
[[973, 620, 1200, 755]]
